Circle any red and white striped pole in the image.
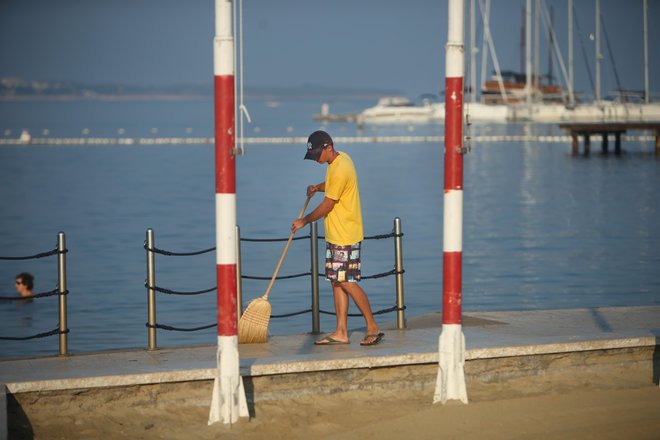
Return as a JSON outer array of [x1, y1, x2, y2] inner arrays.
[[208, 0, 248, 425], [434, 0, 468, 404]]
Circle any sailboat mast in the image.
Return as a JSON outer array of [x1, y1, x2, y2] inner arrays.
[[643, 0, 649, 103], [568, 0, 575, 105], [521, 6, 525, 75], [470, 0, 477, 103], [595, 0, 601, 103], [480, 0, 490, 101], [534, 0, 540, 93], [548, 5, 554, 85], [526, 0, 533, 104]]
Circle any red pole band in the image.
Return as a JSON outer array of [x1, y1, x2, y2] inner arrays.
[[442, 251, 463, 325], [444, 76, 464, 191], [217, 264, 238, 335], [214, 75, 236, 195]]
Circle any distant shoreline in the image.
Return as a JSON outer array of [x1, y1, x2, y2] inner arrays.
[[0, 92, 391, 102], [0, 94, 210, 102], [0, 91, 398, 102]]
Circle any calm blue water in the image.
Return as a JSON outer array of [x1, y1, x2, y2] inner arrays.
[[1, 99, 659, 358]]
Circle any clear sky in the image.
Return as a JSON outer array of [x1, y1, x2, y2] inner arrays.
[[0, 0, 658, 99]]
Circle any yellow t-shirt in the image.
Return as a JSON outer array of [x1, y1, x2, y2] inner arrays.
[[324, 152, 364, 245]]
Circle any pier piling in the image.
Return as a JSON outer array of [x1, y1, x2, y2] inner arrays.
[[584, 134, 591, 156], [571, 133, 579, 155], [560, 122, 660, 156]]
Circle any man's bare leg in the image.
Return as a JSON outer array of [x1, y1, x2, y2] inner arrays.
[[339, 281, 381, 342], [321, 281, 350, 343]]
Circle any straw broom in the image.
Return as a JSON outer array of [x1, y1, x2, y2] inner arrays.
[[238, 196, 312, 343]]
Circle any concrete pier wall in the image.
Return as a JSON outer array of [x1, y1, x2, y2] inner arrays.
[[8, 345, 657, 421]]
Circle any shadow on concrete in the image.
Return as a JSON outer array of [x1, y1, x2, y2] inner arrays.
[[242, 377, 257, 418], [7, 393, 34, 440], [589, 308, 613, 333], [652, 331, 660, 386]]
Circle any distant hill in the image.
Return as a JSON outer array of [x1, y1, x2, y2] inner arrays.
[[0, 77, 400, 101]]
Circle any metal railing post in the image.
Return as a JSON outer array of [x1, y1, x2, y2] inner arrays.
[[236, 225, 243, 320], [146, 228, 157, 350], [57, 232, 69, 355], [310, 221, 321, 334], [393, 218, 406, 329]]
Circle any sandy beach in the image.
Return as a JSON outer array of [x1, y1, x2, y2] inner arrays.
[[9, 380, 660, 439]]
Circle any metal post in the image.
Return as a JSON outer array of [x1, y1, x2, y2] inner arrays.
[[601, 133, 608, 154], [393, 218, 406, 330], [235, 225, 243, 321], [434, 0, 468, 405], [310, 221, 321, 334], [209, 0, 248, 425], [146, 228, 157, 350], [57, 232, 68, 356]]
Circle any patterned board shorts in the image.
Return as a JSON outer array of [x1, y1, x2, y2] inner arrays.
[[325, 242, 361, 282]]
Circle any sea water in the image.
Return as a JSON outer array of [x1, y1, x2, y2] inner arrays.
[[1, 99, 658, 358]]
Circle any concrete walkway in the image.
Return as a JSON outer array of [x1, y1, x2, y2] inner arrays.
[[1, 306, 658, 394]]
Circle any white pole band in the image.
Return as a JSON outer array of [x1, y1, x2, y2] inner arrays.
[[215, 193, 236, 265], [447, 0, 464, 41], [214, 38, 234, 76], [446, 48, 465, 78], [214, 0, 234, 76], [443, 190, 463, 252], [446, 0, 465, 78]]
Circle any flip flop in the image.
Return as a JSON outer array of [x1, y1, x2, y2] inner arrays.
[[360, 332, 384, 346], [315, 336, 350, 345]]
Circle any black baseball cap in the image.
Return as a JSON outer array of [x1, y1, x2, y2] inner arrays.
[[304, 130, 333, 160]]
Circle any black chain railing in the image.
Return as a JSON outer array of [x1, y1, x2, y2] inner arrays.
[[146, 322, 217, 332], [144, 219, 406, 348], [0, 248, 61, 261], [0, 233, 70, 354], [0, 287, 61, 301], [272, 304, 407, 319], [147, 246, 215, 257], [143, 305, 409, 331]]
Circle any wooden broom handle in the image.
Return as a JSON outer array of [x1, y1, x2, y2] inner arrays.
[[262, 196, 312, 300]]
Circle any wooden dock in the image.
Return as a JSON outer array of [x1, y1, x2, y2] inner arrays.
[[559, 122, 660, 155]]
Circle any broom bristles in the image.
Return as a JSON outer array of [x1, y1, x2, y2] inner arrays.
[[238, 297, 271, 344]]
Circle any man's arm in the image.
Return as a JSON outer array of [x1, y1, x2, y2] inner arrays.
[[307, 182, 326, 197], [292, 196, 335, 232]]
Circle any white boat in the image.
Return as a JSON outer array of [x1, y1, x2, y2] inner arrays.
[[463, 102, 509, 122], [358, 96, 437, 124], [357, 97, 509, 124], [19, 129, 31, 144], [508, 101, 660, 123]]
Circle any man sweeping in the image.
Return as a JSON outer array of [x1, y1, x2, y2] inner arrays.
[[291, 130, 384, 346]]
